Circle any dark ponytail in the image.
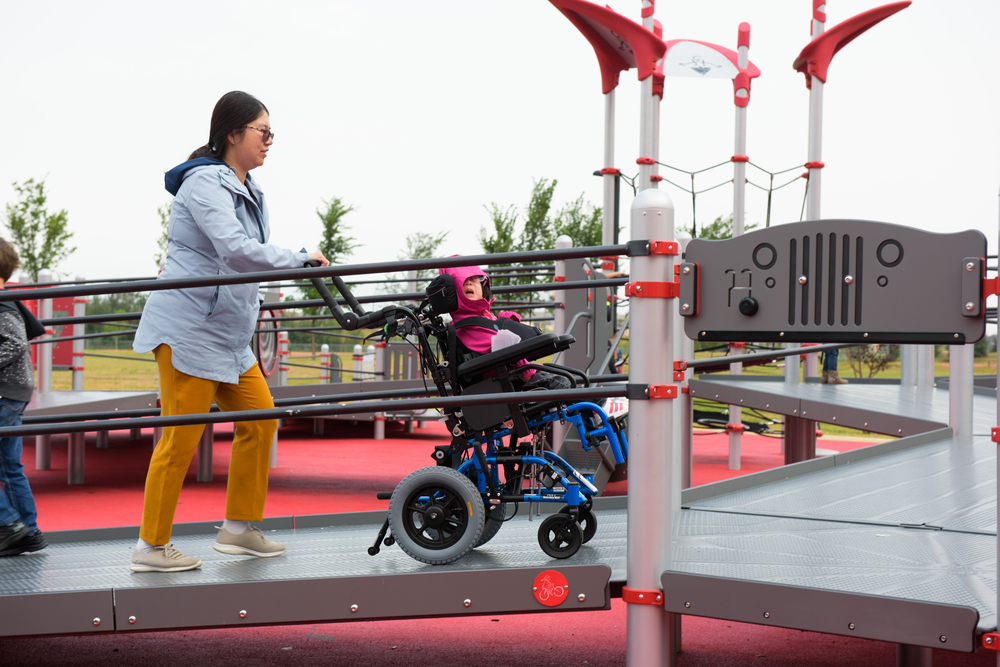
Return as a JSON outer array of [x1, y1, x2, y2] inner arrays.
[[188, 91, 269, 160]]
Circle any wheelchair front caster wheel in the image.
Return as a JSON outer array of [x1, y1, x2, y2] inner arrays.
[[384, 536, 395, 547], [367, 546, 379, 556], [537, 513, 583, 559], [559, 504, 597, 544]]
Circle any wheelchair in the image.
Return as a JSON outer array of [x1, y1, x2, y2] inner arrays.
[[307, 269, 629, 565]]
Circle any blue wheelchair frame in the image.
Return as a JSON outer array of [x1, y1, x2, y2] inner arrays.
[[456, 402, 628, 509]]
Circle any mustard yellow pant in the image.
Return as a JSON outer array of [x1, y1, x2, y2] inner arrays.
[[140, 345, 278, 545]]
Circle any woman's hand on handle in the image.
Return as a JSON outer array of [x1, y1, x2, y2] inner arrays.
[[309, 251, 330, 267]]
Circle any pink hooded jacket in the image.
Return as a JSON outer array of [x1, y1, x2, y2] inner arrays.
[[439, 263, 535, 380]]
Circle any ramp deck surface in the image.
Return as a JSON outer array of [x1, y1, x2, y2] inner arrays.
[[3, 381, 996, 654]]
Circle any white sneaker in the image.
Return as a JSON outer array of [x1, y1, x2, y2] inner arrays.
[[130, 544, 202, 572], [213, 525, 286, 558]]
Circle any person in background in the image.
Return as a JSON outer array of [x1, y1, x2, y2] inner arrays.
[[130, 91, 329, 572], [822, 348, 848, 384], [0, 239, 48, 557]]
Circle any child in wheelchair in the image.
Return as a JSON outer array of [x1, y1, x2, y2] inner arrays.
[[307, 260, 627, 565]]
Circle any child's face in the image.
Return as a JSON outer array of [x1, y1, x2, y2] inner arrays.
[[463, 276, 483, 301]]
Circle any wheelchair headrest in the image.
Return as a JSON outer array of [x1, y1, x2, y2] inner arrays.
[[426, 274, 459, 314]]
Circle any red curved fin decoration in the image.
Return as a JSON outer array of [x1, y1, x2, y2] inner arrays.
[[549, 0, 667, 94], [793, 1, 910, 87]]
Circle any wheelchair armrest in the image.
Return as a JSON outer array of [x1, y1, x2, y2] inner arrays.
[[456, 333, 575, 381]]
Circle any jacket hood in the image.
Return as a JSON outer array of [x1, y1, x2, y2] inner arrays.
[[164, 157, 227, 196], [440, 262, 493, 318]]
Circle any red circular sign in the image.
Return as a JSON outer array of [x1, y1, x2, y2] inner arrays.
[[532, 570, 569, 607]]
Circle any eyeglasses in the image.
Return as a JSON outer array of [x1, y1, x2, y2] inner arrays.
[[244, 125, 274, 141]]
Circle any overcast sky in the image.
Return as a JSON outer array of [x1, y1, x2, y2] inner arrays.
[[1, 0, 997, 284]]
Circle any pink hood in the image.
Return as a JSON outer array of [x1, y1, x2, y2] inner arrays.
[[440, 263, 532, 379]]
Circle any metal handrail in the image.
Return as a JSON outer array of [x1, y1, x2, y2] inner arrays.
[[0, 245, 628, 303]]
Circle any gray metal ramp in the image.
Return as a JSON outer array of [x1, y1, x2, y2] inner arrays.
[[689, 377, 997, 437], [666, 430, 996, 650], [0, 502, 625, 638]]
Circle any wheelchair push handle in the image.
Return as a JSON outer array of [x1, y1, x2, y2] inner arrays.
[[304, 260, 358, 330], [303, 261, 396, 332]]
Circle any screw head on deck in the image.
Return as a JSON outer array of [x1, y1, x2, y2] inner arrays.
[[350, 604, 358, 613], [128, 616, 136, 624], [966, 302, 975, 311], [239, 610, 247, 618], [967, 262, 975, 271], [92, 618, 100, 626], [684, 602, 691, 608], [940, 636, 947, 643], [848, 623, 855, 630], [578, 594, 586, 602], [798, 275, 807, 285], [464, 599, 472, 608], [844, 275, 853, 284]]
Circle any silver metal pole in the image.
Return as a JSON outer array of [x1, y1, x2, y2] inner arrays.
[[805, 11, 825, 222], [272, 331, 288, 468], [899, 345, 917, 386], [948, 344, 974, 437], [553, 235, 571, 450], [625, 188, 676, 667], [637, 12, 655, 194], [603, 91, 616, 247], [917, 345, 936, 388], [71, 274, 85, 391], [727, 344, 743, 471]]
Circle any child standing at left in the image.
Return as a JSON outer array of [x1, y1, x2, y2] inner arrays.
[[0, 238, 47, 556]]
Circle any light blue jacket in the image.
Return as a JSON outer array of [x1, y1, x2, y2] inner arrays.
[[134, 160, 308, 383]]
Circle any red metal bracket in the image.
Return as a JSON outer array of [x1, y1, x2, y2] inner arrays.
[[804, 160, 825, 169], [681, 386, 689, 394], [553, 276, 565, 282], [600, 167, 620, 175], [650, 174, 664, 182], [649, 385, 678, 399], [983, 632, 1000, 650], [650, 240, 679, 255], [725, 423, 745, 434], [992, 427, 1000, 444], [636, 157, 656, 165], [729, 342, 746, 348], [601, 262, 615, 271], [984, 277, 999, 298], [731, 154, 749, 163], [625, 281, 678, 299], [622, 586, 663, 605], [673, 360, 687, 380]]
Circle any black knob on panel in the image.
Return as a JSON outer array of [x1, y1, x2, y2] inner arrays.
[[738, 297, 758, 316]]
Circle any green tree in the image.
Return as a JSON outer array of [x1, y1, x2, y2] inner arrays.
[[316, 197, 358, 264], [3, 177, 75, 281], [296, 197, 358, 304], [154, 199, 172, 268], [520, 178, 557, 253], [554, 194, 603, 249], [479, 203, 518, 256], [699, 214, 757, 241]]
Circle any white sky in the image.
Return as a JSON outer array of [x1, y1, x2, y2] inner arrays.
[[0, 0, 997, 283]]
